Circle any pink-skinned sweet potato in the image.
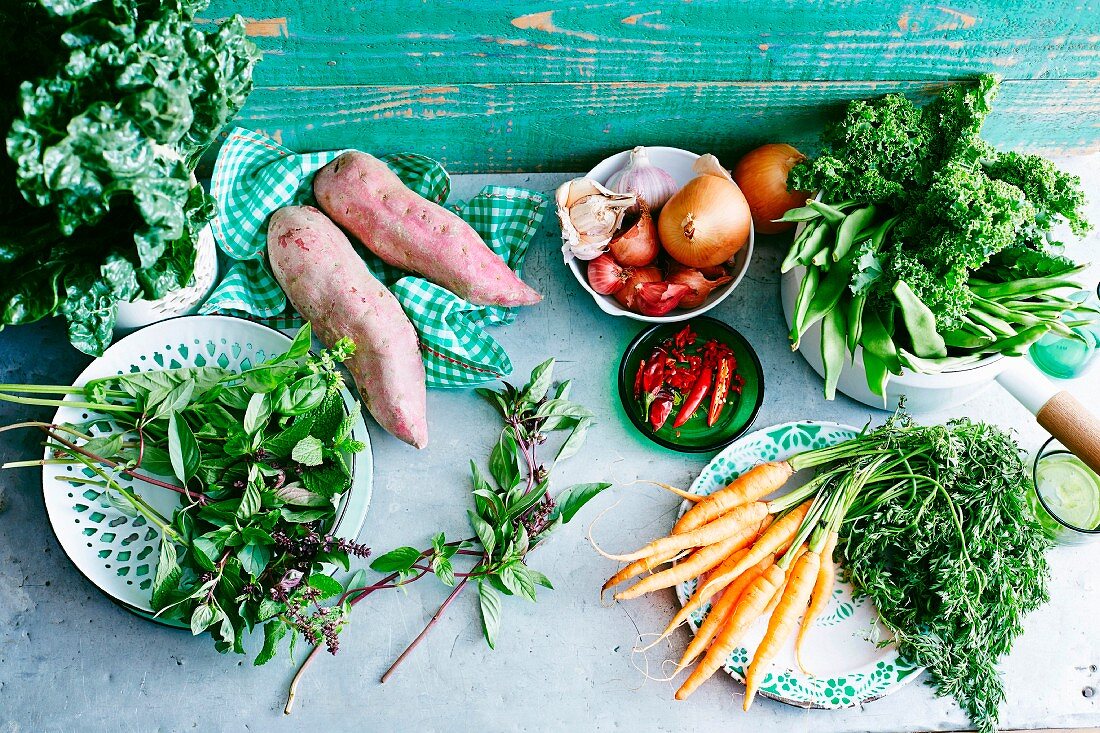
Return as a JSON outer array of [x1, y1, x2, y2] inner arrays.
[[267, 205, 428, 449], [313, 151, 541, 307]]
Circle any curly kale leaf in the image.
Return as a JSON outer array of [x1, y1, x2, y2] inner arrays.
[[984, 150, 1091, 237], [924, 73, 999, 162], [788, 93, 935, 207]]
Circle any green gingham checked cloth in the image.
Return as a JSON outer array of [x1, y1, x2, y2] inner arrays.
[[199, 128, 547, 387]]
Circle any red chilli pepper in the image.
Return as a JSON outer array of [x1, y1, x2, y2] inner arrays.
[[707, 356, 734, 426], [633, 358, 646, 400], [649, 391, 674, 430], [672, 363, 713, 428]]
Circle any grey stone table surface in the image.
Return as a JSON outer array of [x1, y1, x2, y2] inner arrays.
[[2, 158, 1100, 733]]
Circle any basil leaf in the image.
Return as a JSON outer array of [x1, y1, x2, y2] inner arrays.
[[555, 417, 592, 464], [370, 546, 421, 574], [243, 392, 270, 437], [237, 542, 271, 577], [477, 581, 502, 650], [151, 541, 181, 611], [519, 358, 554, 404], [549, 482, 612, 524], [306, 573, 343, 600], [190, 603, 217, 636], [254, 620, 288, 666], [468, 509, 496, 557], [167, 412, 200, 486]]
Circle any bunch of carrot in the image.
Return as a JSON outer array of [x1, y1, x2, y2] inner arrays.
[[602, 440, 886, 709]]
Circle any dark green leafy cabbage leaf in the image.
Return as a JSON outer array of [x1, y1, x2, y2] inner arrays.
[[0, 0, 258, 354]]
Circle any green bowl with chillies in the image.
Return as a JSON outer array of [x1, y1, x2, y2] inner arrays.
[[617, 317, 764, 453]]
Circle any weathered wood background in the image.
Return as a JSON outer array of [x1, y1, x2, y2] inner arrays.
[[201, 1, 1100, 172]]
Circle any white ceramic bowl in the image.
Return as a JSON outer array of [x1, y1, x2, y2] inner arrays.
[[565, 146, 754, 323], [779, 210, 1006, 412]]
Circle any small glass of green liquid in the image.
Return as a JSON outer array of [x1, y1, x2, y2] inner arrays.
[[1029, 286, 1100, 380], [1030, 437, 1100, 545]]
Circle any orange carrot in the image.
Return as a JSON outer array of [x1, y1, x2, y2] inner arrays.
[[795, 530, 838, 674], [652, 517, 773, 642], [693, 500, 811, 603], [674, 552, 774, 672], [601, 546, 682, 597], [743, 549, 821, 711], [615, 527, 752, 600], [675, 563, 786, 700], [673, 461, 794, 535], [604, 501, 769, 563]]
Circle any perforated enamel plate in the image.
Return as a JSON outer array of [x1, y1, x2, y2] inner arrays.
[[42, 315, 373, 622]]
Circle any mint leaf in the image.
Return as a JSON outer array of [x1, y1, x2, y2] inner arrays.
[[307, 573, 343, 600], [292, 435, 324, 467]]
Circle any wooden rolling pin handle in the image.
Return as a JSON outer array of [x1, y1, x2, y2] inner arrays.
[[1036, 390, 1100, 478]]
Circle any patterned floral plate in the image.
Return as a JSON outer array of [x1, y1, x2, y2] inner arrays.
[[674, 420, 922, 708], [41, 316, 373, 627]]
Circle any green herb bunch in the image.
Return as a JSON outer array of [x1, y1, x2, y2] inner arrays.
[[1, 324, 370, 658], [0, 0, 259, 354], [282, 359, 610, 712], [832, 415, 1051, 733]]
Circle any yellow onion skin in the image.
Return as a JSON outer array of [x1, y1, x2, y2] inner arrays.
[[732, 143, 808, 235], [657, 176, 751, 268]]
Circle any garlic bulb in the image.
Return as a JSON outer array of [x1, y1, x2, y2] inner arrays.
[[606, 146, 678, 212], [555, 177, 636, 261]]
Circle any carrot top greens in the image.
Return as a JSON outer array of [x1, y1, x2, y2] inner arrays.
[[832, 414, 1051, 733]]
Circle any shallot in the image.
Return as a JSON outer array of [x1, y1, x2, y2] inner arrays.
[[586, 254, 631, 295], [667, 265, 733, 309], [609, 203, 660, 267]]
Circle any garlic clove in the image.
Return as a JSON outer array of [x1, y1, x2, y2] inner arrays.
[[607, 146, 679, 213], [692, 153, 735, 183], [556, 177, 636, 261]]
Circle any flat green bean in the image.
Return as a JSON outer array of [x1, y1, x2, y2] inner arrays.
[[989, 324, 1051, 356], [898, 350, 986, 374], [790, 265, 821, 345], [966, 306, 1017, 338], [832, 205, 877, 262], [893, 281, 947, 358], [862, 351, 891, 405], [781, 219, 824, 273], [972, 277, 1083, 300], [847, 292, 867, 356], [821, 307, 847, 401], [942, 328, 992, 350], [793, 255, 854, 348], [860, 307, 901, 373], [806, 199, 849, 225]]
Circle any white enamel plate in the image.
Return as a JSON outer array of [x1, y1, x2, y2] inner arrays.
[[675, 420, 922, 708], [42, 316, 373, 624]]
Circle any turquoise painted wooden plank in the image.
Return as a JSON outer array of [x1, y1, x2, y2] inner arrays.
[[223, 79, 1100, 173], [200, 0, 1100, 85]]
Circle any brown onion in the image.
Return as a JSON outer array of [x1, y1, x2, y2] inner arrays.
[[732, 144, 808, 235], [586, 254, 631, 295], [658, 168, 751, 268], [613, 266, 662, 310], [634, 282, 692, 317], [667, 265, 734, 309], [609, 203, 660, 267]]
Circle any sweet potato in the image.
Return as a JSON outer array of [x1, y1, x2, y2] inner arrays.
[[313, 151, 541, 307], [267, 205, 428, 449]]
